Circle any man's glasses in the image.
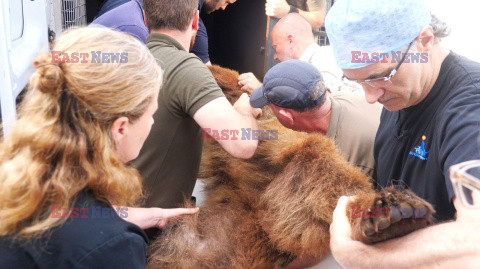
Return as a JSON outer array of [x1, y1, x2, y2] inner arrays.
[[449, 160, 480, 208], [342, 41, 414, 88]]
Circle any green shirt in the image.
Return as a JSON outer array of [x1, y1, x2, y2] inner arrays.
[[133, 33, 224, 208]]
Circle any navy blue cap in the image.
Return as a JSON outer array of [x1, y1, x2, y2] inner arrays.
[[250, 60, 326, 109]]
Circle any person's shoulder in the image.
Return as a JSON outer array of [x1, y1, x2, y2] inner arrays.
[[54, 192, 147, 246], [443, 52, 480, 89], [0, 236, 37, 268], [73, 229, 147, 268], [92, 0, 144, 27], [436, 55, 480, 130], [330, 92, 382, 124], [147, 35, 203, 67], [0, 211, 147, 268], [11, 192, 146, 268], [331, 91, 379, 107], [439, 53, 480, 107], [58, 194, 147, 267], [117, 25, 148, 43]]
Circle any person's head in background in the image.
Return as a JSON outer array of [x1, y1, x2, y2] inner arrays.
[[144, 0, 199, 50], [203, 0, 238, 13], [250, 60, 330, 133], [326, 0, 450, 111], [0, 26, 162, 238], [271, 13, 315, 62]]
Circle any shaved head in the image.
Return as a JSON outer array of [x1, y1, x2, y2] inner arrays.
[[273, 13, 314, 42], [271, 13, 315, 61]]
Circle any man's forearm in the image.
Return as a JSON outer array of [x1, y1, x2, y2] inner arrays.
[[228, 111, 259, 158], [298, 7, 326, 29], [334, 221, 480, 268]]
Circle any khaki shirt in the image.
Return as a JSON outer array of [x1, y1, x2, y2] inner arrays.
[[326, 92, 382, 177]]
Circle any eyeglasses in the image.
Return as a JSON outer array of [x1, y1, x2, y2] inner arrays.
[[449, 160, 480, 208], [342, 41, 414, 88]]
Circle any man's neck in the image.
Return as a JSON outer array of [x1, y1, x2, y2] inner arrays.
[[150, 29, 191, 51], [295, 40, 315, 60], [411, 44, 450, 107], [424, 44, 449, 96], [297, 94, 332, 134]]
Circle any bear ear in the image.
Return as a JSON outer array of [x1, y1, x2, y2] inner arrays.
[[208, 64, 242, 104]]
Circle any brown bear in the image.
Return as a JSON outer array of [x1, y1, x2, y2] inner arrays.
[[147, 65, 435, 268]]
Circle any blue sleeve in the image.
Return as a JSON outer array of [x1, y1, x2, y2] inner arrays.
[[75, 232, 147, 268], [191, 17, 210, 63], [438, 87, 480, 201], [117, 25, 149, 44]]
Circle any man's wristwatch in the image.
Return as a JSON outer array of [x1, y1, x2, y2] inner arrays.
[[289, 5, 299, 13]]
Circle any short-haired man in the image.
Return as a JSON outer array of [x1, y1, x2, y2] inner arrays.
[[92, 0, 238, 64], [192, 0, 238, 64], [265, 0, 326, 30], [238, 13, 361, 93], [134, 0, 260, 239], [325, 0, 480, 267], [250, 60, 382, 177]]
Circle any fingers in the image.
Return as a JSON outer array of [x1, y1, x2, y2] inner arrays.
[[238, 73, 262, 95], [332, 196, 351, 222], [238, 72, 254, 81], [240, 85, 255, 95], [265, 0, 288, 18], [166, 207, 199, 218], [252, 107, 263, 119], [331, 196, 355, 235], [155, 207, 199, 229]]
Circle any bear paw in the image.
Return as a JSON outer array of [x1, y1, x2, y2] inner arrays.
[[350, 187, 435, 244]]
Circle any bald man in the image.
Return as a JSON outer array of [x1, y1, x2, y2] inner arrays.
[[238, 13, 361, 93]]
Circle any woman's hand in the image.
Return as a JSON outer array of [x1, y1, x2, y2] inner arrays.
[[116, 206, 199, 230]]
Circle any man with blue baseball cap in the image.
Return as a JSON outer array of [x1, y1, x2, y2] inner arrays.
[[325, 0, 480, 267], [250, 59, 381, 177]]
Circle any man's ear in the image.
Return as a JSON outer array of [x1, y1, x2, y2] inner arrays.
[[278, 109, 294, 125], [192, 10, 200, 31], [111, 116, 130, 144], [416, 25, 435, 52], [287, 34, 293, 44]]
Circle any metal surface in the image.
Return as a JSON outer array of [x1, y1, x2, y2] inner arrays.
[[62, 0, 87, 30]]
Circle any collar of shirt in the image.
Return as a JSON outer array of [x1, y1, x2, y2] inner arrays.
[[299, 43, 317, 63], [147, 33, 186, 52]]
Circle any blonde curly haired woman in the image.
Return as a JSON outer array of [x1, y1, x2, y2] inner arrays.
[[0, 27, 198, 268]]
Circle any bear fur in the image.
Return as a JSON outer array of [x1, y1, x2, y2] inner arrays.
[[147, 65, 435, 268]]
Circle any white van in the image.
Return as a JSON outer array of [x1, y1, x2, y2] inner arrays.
[[0, 0, 88, 136], [0, 0, 49, 135]]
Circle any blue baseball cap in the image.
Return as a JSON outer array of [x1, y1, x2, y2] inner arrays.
[[250, 60, 326, 109]]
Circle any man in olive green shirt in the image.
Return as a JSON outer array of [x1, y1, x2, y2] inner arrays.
[[134, 0, 260, 217]]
